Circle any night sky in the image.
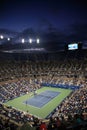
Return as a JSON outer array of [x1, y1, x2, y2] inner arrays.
[[0, 0, 87, 49]]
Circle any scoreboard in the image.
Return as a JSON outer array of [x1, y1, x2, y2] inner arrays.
[[68, 43, 78, 50], [65, 42, 82, 51]]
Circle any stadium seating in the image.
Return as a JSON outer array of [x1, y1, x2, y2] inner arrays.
[[0, 50, 87, 130]]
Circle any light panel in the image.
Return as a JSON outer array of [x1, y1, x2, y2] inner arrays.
[[22, 38, 25, 43], [37, 38, 40, 44]]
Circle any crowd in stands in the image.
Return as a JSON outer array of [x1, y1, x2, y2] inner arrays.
[[0, 50, 87, 130]]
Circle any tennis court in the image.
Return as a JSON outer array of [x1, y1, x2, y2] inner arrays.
[[24, 90, 60, 108], [5, 87, 72, 118]]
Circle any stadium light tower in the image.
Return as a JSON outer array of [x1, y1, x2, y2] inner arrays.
[[0, 35, 4, 39], [22, 38, 25, 43], [7, 37, 10, 41], [29, 38, 32, 44], [36, 38, 40, 44]]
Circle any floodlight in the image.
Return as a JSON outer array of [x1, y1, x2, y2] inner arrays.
[[0, 35, 4, 39], [37, 38, 40, 44], [7, 38, 10, 41], [29, 38, 32, 43], [22, 38, 25, 43]]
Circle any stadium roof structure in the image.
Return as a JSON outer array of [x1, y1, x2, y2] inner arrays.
[[2, 48, 47, 53]]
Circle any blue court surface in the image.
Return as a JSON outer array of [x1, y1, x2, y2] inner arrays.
[[24, 90, 60, 108]]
